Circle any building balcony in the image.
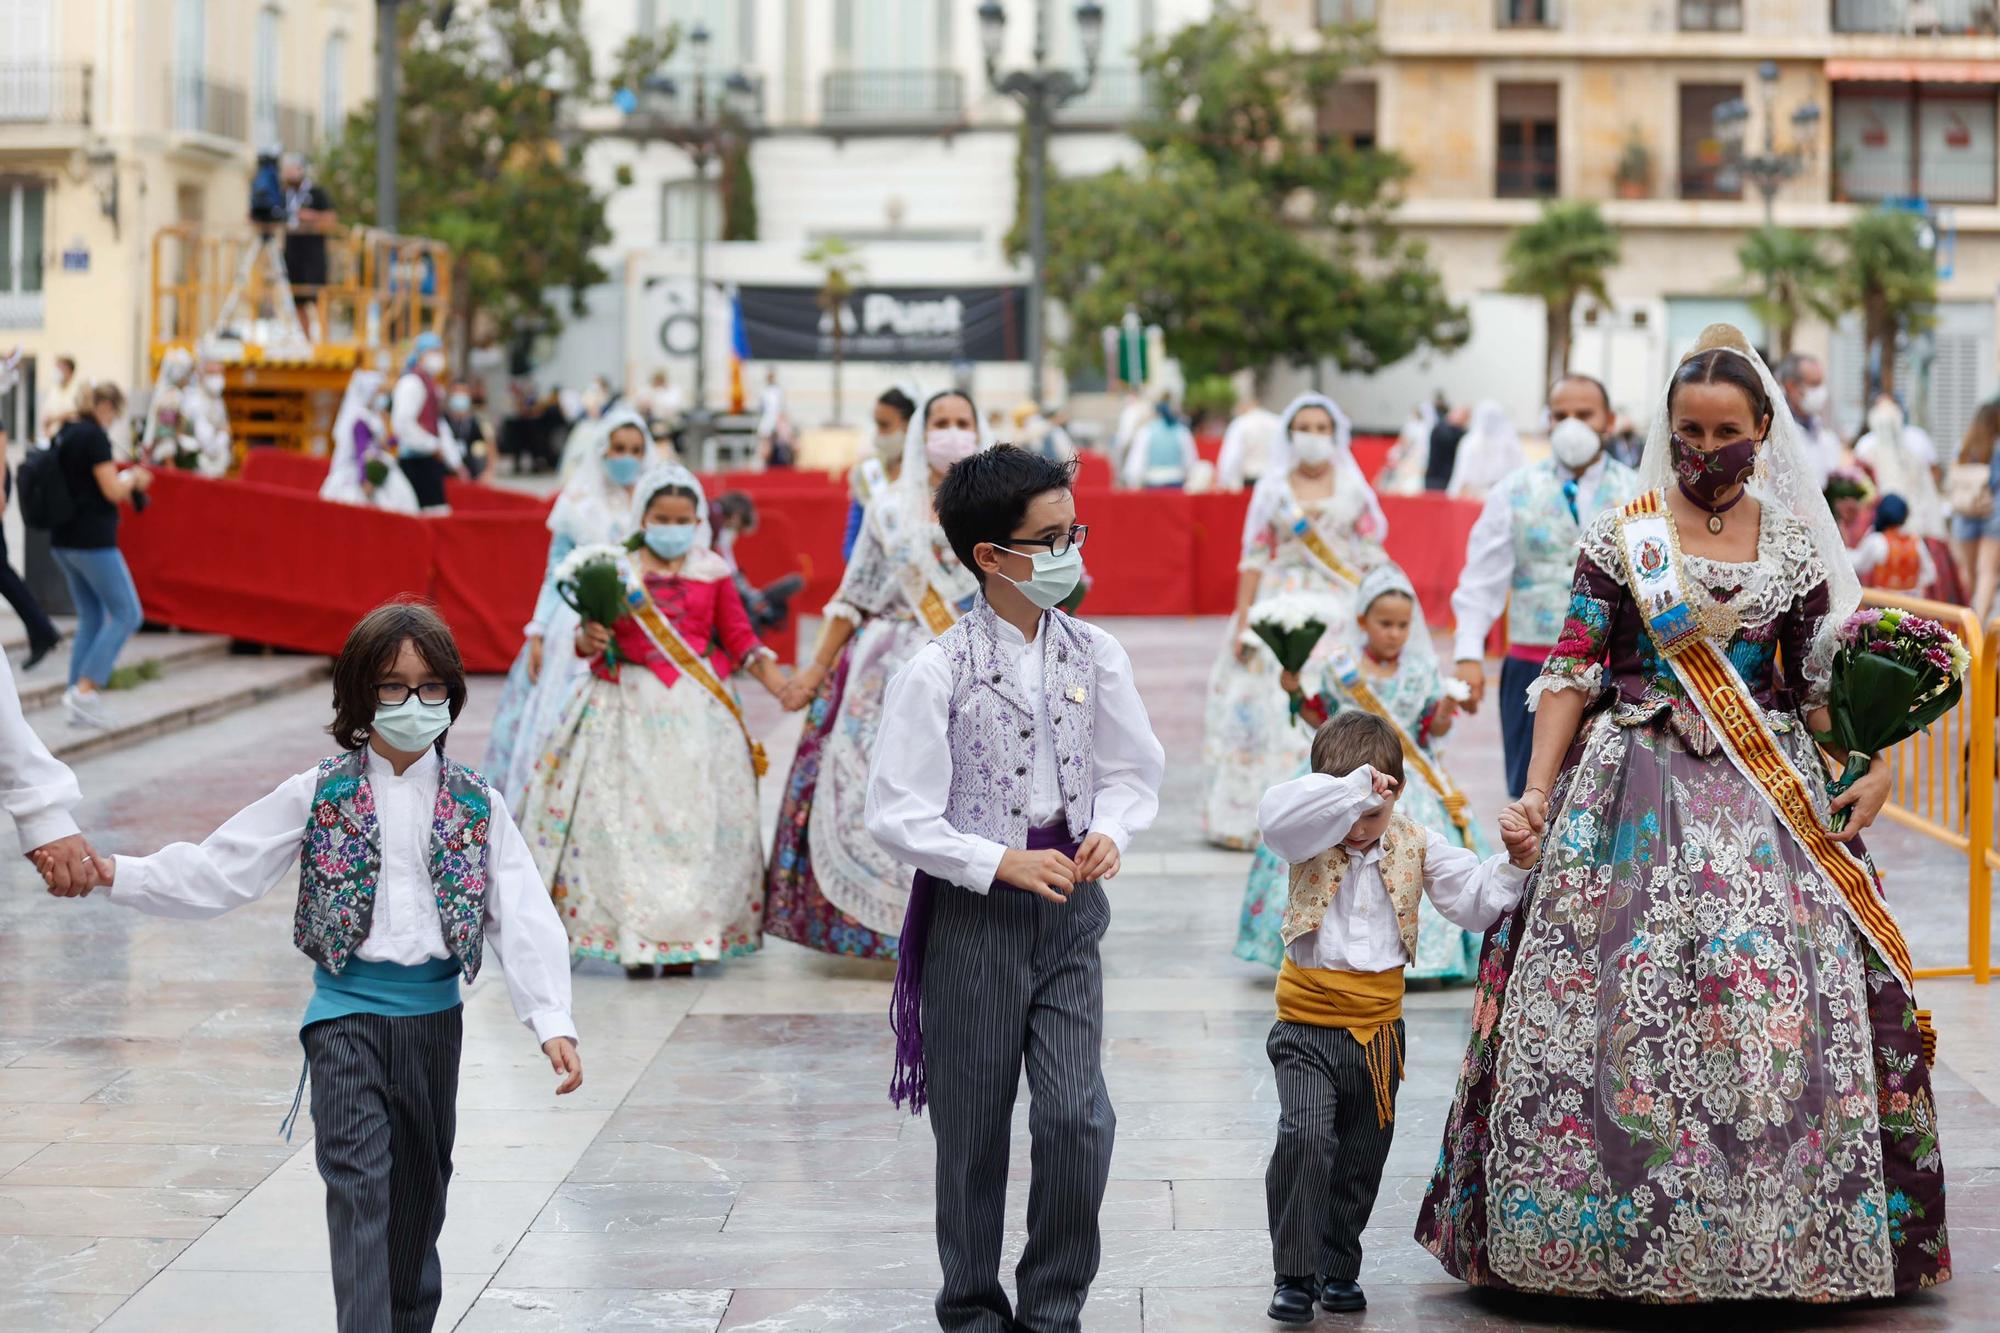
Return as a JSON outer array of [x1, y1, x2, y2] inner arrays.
[[820, 69, 965, 131], [0, 292, 44, 330], [1833, 1, 2000, 35], [169, 74, 249, 144], [0, 65, 90, 127], [624, 73, 768, 130], [1837, 154, 1996, 203], [275, 103, 317, 153], [1052, 67, 1160, 129]]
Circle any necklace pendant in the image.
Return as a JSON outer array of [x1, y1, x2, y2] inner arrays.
[[1708, 514, 1724, 534]]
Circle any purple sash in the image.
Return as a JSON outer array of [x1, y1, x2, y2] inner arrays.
[[888, 823, 1082, 1115]]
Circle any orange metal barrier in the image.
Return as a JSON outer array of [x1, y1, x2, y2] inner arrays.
[[1860, 590, 1994, 983]]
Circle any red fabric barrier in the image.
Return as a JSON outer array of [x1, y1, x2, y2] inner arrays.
[[428, 514, 550, 672], [239, 448, 327, 493]]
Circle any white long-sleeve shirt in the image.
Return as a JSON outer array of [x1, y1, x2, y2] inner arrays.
[[1449, 455, 1613, 662], [0, 652, 80, 850], [105, 748, 575, 1045], [390, 372, 463, 468], [865, 613, 1165, 894], [1258, 767, 1527, 974], [1217, 408, 1282, 491]]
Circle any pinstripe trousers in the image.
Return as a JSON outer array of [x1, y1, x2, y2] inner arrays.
[[1265, 1018, 1404, 1281], [302, 1007, 463, 1333], [920, 876, 1116, 1333]]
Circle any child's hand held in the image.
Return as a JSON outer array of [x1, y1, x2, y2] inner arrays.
[[998, 848, 1077, 903]]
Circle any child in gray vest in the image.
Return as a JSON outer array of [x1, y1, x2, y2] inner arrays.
[[1255, 711, 1539, 1324], [72, 601, 580, 1333], [868, 444, 1165, 1333]]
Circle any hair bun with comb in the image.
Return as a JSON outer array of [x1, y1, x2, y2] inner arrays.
[[1683, 322, 1755, 364]]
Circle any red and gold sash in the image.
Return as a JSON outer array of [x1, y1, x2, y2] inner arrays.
[[1328, 652, 1473, 841], [1276, 489, 1363, 589], [1613, 493, 1929, 1052], [625, 583, 770, 779]]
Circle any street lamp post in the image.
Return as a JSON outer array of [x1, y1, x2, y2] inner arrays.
[[1713, 60, 1822, 228], [979, 2, 1104, 408], [376, 0, 403, 232], [629, 23, 753, 424]]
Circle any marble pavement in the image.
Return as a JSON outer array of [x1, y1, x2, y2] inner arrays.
[[1, 618, 1996, 1331]]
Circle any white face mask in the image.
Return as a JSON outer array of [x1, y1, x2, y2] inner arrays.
[[203, 374, 226, 396], [1548, 417, 1604, 471], [422, 351, 447, 377], [1289, 430, 1336, 467], [924, 427, 981, 471], [1800, 384, 1829, 417]]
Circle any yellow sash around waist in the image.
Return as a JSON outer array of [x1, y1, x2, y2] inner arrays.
[[1276, 958, 1406, 1126]]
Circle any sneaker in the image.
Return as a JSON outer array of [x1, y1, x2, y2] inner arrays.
[[63, 687, 113, 730], [1267, 1275, 1317, 1325], [1318, 1277, 1366, 1313]]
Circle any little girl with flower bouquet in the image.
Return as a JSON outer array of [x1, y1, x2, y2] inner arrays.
[[1234, 565, 1486, 984]]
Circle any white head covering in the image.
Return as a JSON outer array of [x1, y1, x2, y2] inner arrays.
[[550, 406, 646, 543], [1639, 324, 1861, 640], [1449, 399, 1529, 497], [893, 387, 994, 513], [628, 456, 712, 550], [331, 369, 384, 463], [1266, 391, 1388, 540], [1351, 561, 1436, 669]]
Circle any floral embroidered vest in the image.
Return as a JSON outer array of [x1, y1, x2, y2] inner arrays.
[[937, 599, 1096, 853], [1506, 458, 1642, 648], [293, 750, 493, 980], [1279, 813, 1427, 960]]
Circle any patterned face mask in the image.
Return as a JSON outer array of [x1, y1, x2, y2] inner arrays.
[[1670, 432, 1758, 507]]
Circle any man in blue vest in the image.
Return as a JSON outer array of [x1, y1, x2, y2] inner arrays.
[[1448, 374, 1643, 798]]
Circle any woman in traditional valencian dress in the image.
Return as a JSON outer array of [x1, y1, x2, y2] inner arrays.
[[482, 410, 645, 808], [319, 370, 420, 514], [1234, 565, 1483, 983], [1418, 325, 1950, 1301], [524, 461, 788, 976], [763, 390, 988, 960], [1202, 393, 1390, 848]]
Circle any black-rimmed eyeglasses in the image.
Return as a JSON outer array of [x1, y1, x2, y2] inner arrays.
[[1003, 524, 1088, 558], [375, 682, 451, 707]]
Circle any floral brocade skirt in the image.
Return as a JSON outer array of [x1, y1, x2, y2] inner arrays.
[[763, 646, 899, 961], [1416, 710, 1950, 1301], [523, 666, 764, 967]]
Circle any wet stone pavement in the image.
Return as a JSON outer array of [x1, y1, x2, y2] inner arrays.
[[0, 618, 1996, 1331]]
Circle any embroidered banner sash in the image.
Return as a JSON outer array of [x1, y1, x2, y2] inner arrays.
[[1326, 650, 1474, 841], [870, 491, 964, 637], [624, 581, 770, 778], [1276, 489, 1364, 589], [1612, 493, 1925, 1027]]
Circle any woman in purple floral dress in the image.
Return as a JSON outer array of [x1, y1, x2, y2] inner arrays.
[[1418, 326, 1949, 1302]]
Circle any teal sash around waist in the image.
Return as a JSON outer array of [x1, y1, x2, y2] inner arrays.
[[299, 955, 462, 1032]]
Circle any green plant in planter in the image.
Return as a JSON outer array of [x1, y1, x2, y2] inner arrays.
[[1614, 131, 1651, 197]]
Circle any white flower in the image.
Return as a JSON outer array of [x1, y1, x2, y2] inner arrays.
[[1442, 676, 1473, 703], [553, 542, 631, 584], [1248, 593, 1330, 634]]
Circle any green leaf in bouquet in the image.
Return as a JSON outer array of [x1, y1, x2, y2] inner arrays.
[[558, 560, 633, 626], [1250, 621, 1290, 664], [1908, 675, 1963, 733], [1838, 654, 1923, 756]]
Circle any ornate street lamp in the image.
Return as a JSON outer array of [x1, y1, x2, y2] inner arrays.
[[1713, 59, 1821, 227]]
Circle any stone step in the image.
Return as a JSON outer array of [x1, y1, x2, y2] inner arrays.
[[9, 630, 234, 713], [25, 651, 333, 764]]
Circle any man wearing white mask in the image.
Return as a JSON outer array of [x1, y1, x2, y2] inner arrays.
[[391, 332, 463, 513], [1448, 375, 1643, 798], [1778, 352, 1846, 487]]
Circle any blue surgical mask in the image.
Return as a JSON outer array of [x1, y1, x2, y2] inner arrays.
[[372, 696, 452, 753], [604, 454, 642, 487], [447, 393, 472, 414], [644, 524, 697, 560], [995, 545, 1085, 612]]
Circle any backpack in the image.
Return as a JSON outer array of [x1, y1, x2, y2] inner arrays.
[[249, 156, 286, 225], [16, 435, 75, 531]]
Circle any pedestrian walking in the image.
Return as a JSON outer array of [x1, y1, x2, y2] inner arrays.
[[869, 444, 1164, 1333], [47, 381, 149, 728], [65, 601, 581, 1333], [521, 461, 787, 977]]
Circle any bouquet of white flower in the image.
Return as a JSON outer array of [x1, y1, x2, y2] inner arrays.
[[1246, 594, 1328, 712], [555, 544, 639, 630]]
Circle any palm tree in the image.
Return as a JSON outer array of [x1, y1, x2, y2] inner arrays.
[[1736, 226, 1839, 361], [1501, 201, 1621, 388], [1839, 209, 1936, 400], [803, 236, 866, 425]]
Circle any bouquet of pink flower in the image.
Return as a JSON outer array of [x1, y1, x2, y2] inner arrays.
[[1816, 607, 1969, 831]]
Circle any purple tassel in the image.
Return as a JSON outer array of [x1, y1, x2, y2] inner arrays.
[[888, 870, 935, 1114]]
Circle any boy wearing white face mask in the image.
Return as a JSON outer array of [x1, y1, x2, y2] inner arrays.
[[74, 601, 580, 1333], [867, 445, 1165, 1333], [1447, 375, 1642, 798]]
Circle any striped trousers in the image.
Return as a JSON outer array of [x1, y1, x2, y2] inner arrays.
[[302, 1007, 463, 1333], [921, 876, 1115, 1333], [1265, 1018, 1403, 1281]]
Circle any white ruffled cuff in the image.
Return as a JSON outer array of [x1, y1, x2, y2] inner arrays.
[[1525, 664, 1603, 713], [823, 601, 865, 627]]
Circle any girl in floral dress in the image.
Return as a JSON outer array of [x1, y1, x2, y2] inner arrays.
[[763, 390, 988, 960], [1418, 326, 1949, 1301], [1234, 565, 1483, 983], [524, 461, 788, 976], [1202, 393, 1390, 847]]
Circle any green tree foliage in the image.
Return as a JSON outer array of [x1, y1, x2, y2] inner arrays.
[[322, 1, 666, 353], [720, 134, 758, 242], [1839, 209, 1937, 399], [1033, 7, 1464, 382], [1736, 226, 1840, 361], [803, 236, 865, 424], [1501, 201, 1621, 387]]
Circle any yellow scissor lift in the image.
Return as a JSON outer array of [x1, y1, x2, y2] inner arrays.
[[147, 224, 454, 466]]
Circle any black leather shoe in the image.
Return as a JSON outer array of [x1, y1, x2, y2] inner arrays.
[[1318, 1278, 1366, 1312], [23, 638, 57, 671], [1266, 1275, 1317, 1325]]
